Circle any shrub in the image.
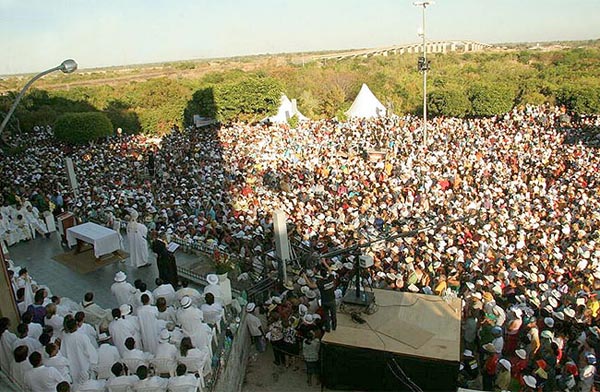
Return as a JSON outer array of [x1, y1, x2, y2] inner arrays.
[[556, 85, 600, 114], [54, 112, 113, 144], [468, 84, 516, 116], [428, 88, 470, 118]]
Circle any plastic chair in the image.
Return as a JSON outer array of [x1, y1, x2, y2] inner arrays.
[[107, 384, 132, 392], [121, 358, 148, 375], [93, 363, 114, 380], [150, 357, 177, 377], [168, 382, 200, 392], [177, 355, 208, 388]]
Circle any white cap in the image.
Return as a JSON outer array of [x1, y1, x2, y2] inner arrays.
[[246, 302, 256, 312], [515, 349, 527, 359], [303, 314, 314, 325], [544, 317, 555, 328], [523, 375, 536, 388], [159, 329, 171, 341], [499, 358, 511, 370], [119, 304, 131, 316]]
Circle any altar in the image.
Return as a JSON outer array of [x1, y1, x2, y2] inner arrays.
[[66, 222, 120, 258]]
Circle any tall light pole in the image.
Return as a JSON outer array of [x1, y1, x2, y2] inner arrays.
[[414, 1, 433, 146], [0, 59, 78, 139]]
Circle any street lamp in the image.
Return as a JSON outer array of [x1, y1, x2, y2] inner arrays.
[[414, 1, 433, 146], [0, 59, 78, 139]]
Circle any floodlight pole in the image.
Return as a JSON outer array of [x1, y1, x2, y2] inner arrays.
[[0, 59, 77, 139], [414, 1, 433, 147]]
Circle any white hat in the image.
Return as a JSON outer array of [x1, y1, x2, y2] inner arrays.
[[553, 311, 565, 321], [206, 274, 219, 285], [547, 296, 558, 309], [246, 302, 256, 312], [465, 282, 475, 291], [297, 277, 307, 286], [114, 271, 127, 282], [564, 308, 575, 318], [499, 358, 511, 371], [298, 304, 308, 315], [180, 296, 192, 309], [303, 314, 315, 325], [544, 317, 555, 328], [119, 304, 131, 316], [306, 290, 317, 299], [408, 284, 419, 293], [515, 349, 527, 359], [463, 349, 473, 357], [159, 329, 171, 341], [300, 286, 310, 295], [523, 375, 537, 388]]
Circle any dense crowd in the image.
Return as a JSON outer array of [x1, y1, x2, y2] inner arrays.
[[1, 104, 600, 390]]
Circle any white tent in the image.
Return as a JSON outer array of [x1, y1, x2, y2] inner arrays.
[[346, 84, 387, 119], [267, 94, 308, 123]]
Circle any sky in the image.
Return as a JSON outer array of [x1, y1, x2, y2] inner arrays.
[[0, 0, 599, 75]]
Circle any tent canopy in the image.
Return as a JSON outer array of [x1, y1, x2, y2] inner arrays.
[[267, 94, 307, 123], [346, 83, 387, 119]]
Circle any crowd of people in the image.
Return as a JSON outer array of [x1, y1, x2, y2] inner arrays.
[[0, 255, 223, 391], [0, 103, 600, 390]]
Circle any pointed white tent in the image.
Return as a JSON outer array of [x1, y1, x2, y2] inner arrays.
[[346, 84, 387, 119], [267, 94, 308, 123]]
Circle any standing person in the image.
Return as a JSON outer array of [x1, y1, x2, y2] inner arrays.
[[60, 318, 98, 390], [304, 266, 337, 332], [126, 210, 149, 268], [302, 331, 320, 386], [23, 351, 66, 392], [137, 294, 160, 355], [0, 318, 16, 373], [246, 303, 266, 353], [111, 272, 136, 307], [151, 234, 178, 288], [268, 312, 286, 367]]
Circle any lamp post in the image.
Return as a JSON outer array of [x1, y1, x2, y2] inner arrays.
[[414, 1, 433, 146], [0, 59, 78, 139]]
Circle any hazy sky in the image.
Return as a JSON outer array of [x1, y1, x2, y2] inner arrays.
[[1, 0, 598, 75]]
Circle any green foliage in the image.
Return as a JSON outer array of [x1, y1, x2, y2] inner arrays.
[[54, 112, 113, 144], [556, 85, 600, 114], [468, 83, 516, 116], [185, 75, 281, 123], [104, 100, 141, 134], [288, 115, 299, 129], [3, 46, 600, 133], [428, 88, 470, 117]]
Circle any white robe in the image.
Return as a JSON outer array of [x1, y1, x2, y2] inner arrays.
[[10, 360, 32, 389], [60, 330, 98, 389], [108, 317, 141, 356], [0, 330, 17, 372], [111, 281, 136, 306], [24, 365, 65, 392], [137, 305, 160, 355], [177, 307, 211, 350], [127, 221, 149, 268], [44, 354, 72, 383]]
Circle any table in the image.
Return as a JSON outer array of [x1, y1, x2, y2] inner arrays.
[[66, 222, 120, 258]]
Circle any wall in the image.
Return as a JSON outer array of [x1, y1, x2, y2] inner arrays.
[[212, 312, 251, 392]]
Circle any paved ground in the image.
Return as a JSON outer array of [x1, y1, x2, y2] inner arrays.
[[242, 344, 324, 392], [6, 230, 204, 309]]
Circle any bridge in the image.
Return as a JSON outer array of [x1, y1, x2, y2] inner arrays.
[[301, 40, 493, 62]]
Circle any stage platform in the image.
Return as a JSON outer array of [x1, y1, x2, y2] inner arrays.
[[321, 289, 462, 391]]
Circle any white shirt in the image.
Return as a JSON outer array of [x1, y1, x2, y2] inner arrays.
[[111, 281, 136, 306], [246, 312, 263, 337], [44, 353, 72, 383], [154, 341, 178, 361], [137, 304, 160, 355], [168, 374, 200, 390], [201, 302, 223, 325], [153, 284, 176, 306]]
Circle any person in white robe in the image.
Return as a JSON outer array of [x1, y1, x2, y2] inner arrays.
[[153, 279, 176, 306], [43, 342, 72, 384], [154, 330, 178, 361], [108, 305, 141, 356], [44, 303, 64, 341], [133, 365, 168, 391], [75, 311, 98, 349], [127, 210, 149, 268], [0, 213, 17, 246], [94, 333, 120, 378], [23, 202, 48, 238], [122, 337, 153, 362], [204, 274, 224, 305], [81, 292, 112, 331], [10, 345, 33, 389], [111, 271, 136, 306], [106, 362, 139, 391], [177, 296, 212, 351], [137, 294, 160, 355], [60, 318, 98, 389], [12, 323, 42, 354], [24, 351, 66, 392], [12, 212, 32, 243], [0, 318, 17, 373], [168, 364, 200, 391], [106, 211, 124, 249]]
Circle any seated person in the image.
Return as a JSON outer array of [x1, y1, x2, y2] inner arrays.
[[133, 365, 168, 391], [200, 293, 223, 326], [167, 364, 200, 390]]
